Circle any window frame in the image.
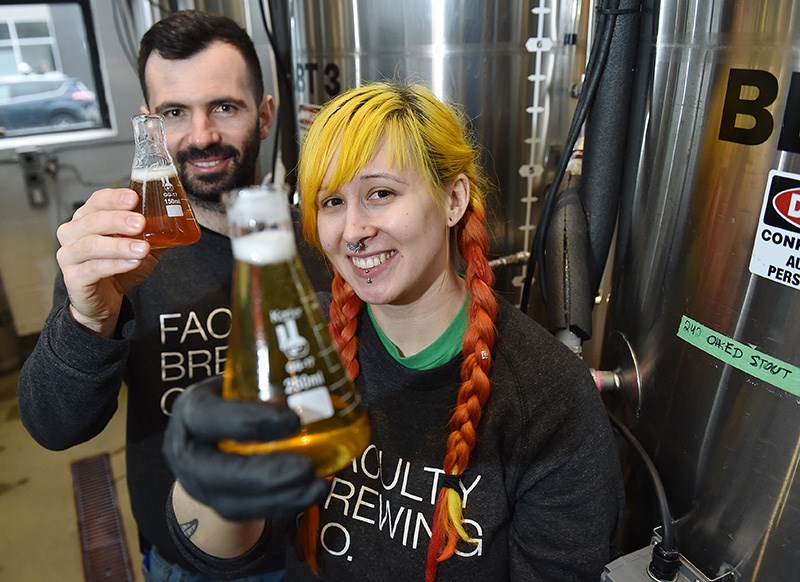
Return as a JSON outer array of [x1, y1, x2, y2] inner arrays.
[[0, 0, 115, 150]]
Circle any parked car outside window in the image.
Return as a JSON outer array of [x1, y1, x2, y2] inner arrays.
[[0, 73, 101, 137]]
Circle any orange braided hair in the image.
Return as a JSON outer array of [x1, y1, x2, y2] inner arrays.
[[327, 273, 363, 381], [425, 198, 497, 582], [296, 81, 497, 581]]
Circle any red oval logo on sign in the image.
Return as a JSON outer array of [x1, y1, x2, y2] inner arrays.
[[772, 188, 800, 228]]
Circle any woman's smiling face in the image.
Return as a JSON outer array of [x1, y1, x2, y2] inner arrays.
[[316, 139, 453, 307]]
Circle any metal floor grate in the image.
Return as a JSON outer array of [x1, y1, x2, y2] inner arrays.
[[71, 453, 134, 581]]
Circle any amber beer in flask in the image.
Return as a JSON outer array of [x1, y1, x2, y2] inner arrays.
[[130, 114, 200, 248], [220, 184, 370, 476]]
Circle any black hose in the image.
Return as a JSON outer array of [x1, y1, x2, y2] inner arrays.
[[257, 1, 280, 184], [260, 0, 300, 191], [606, 411, 675, 552], [520, 0, 621, 312]]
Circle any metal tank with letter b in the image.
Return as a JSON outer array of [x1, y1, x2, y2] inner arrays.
[[604, 0, 800, 579]]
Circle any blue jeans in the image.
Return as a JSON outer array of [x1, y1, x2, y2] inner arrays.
[[142, 545, 285, 582]]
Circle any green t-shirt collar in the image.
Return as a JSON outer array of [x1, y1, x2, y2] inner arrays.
[[366, 298, 468, 370]]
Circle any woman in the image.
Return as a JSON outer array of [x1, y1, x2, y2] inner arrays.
[[164, 81, 623, 581]]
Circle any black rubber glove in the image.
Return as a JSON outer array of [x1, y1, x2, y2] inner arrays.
[[163, 375, 329, 521]]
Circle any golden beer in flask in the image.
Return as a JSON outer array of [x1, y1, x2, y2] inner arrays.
[[220, 184, 370, 477], [130, 114, 201, 248]]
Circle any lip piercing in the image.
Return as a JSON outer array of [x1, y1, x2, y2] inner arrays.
[[346, 241, 364, 252], [367, 277, 372, 284]]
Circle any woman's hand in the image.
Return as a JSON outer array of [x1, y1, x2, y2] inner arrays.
[[163, 375, 329, 521]]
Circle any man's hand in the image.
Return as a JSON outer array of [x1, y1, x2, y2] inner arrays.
[[164, 376, 329, 521], [56, 188, 159, 336]]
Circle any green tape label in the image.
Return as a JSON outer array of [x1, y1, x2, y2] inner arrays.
[[677, 315, 800, 397]]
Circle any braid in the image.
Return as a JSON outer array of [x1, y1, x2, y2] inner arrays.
[[328, 270, 363, 381], [425, 202, 497, 581]]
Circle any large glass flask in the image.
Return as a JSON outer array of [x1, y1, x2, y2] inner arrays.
[[129, 114, 201, 248], [221, 184, 370, 476]]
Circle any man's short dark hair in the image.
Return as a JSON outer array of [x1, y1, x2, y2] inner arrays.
[[137, 10, 264, 105]]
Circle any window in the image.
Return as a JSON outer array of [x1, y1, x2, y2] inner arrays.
[[0, 0, 111, 148]]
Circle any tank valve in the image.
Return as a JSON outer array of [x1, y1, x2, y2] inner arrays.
[[592, 369, 621, 392]]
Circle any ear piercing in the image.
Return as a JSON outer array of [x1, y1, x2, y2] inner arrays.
[[346, 240, 364, 253]]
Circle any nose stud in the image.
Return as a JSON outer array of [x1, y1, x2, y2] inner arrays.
[[346, 241, 364, 253]]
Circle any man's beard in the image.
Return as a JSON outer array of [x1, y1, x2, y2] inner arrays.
[[175, 126, 261, 211]]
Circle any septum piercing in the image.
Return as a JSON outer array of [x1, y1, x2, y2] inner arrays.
[[346, 240, 364, 253]]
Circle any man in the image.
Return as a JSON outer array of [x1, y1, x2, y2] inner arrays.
[[16, 10, 328, 581]]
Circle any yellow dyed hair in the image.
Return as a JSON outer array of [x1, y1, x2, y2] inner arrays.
[[298, 81, 488, 248]]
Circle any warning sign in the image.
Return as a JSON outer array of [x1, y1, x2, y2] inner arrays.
[[297, 103, 321, 146], [749, 169, 800, 290]]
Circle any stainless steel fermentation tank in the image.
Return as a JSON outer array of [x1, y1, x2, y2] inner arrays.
[[288, 0, 585, 296], [287, 0, 800, 579], [604, 0, 800, 579]]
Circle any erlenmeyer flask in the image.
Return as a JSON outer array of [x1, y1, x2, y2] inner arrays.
[[220, 184, 370, 477], [130, 114, 201, 248]]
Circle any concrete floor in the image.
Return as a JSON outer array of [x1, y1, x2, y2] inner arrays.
[[0, 339, 143, 582]]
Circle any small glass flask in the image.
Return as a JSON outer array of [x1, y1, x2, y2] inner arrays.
[[129, 114, 201, 248], [220, 184, 371, 477]]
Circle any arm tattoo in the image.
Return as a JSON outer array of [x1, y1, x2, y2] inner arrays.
[[180, 518, 199, 539]]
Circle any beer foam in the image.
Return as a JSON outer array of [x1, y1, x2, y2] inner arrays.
[[232, 230, 295, 264], [131, 166, 177, 181], [227, 188, 291, 224]]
